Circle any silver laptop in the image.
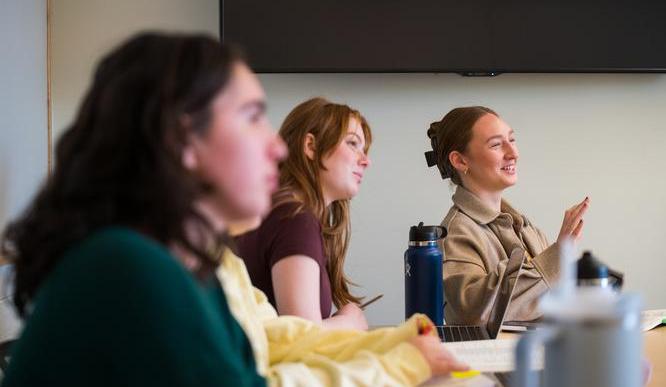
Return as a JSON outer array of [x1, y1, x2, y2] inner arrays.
[[437, 247, 525, 342]]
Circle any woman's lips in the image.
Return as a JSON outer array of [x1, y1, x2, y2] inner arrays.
[[266, 174, 279, 190], [353, 172, 363, 182]]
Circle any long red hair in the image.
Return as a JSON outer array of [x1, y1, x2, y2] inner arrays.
[[275, 97, 372, 308]]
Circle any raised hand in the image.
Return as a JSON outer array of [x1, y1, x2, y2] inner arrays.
[[557, 196, 590, 244]]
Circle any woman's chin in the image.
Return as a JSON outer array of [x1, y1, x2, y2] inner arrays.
[[239, 199, 271, 221], [348, 185, 362, 198], [330, 188, 359, 202], [504, 178, 518, 189]]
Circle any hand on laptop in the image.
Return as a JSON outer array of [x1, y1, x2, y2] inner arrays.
[[409, 335, 469, 376]]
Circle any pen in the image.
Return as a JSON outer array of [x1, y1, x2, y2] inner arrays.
[[360, 294, 384, 310]]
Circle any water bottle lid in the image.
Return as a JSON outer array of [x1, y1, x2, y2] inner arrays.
[[577, 251, 609, 279], [539, 241, 639, 322], [409, 222, 447, 242]]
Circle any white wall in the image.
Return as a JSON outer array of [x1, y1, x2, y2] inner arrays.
[[258, 73, 666, 325], [0, 0, 48, 228], [46, 1, 666, 326], [51, 0, 219, 140]]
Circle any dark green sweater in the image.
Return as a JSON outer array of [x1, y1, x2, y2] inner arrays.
[[2, 228, 265, 387]]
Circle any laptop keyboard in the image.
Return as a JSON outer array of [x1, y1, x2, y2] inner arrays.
[[493, 372, 512, 386], [437, 325, 488, 342]]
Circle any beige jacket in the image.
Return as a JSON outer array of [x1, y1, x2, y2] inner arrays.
[[439, 186, 560, 324]]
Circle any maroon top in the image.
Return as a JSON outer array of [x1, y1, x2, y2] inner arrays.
[[234, 202, 333, 318]]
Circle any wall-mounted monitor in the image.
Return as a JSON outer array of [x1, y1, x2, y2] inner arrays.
[[220, 0, 666, 74]]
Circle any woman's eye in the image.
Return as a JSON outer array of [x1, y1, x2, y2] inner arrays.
[[509, 138, 516, 143], [490, 143, 501, 148], [347, 140, 359, 147], [250, 113, 263, 124]]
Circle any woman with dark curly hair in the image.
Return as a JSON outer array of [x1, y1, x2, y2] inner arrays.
[[1, 32, 285, 387]]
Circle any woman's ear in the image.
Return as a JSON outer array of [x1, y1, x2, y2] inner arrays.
[[182, 143, 199, 171], [303, 133, 316, 160], [180, 114, 200, 171], [449, 151, 468, 174]]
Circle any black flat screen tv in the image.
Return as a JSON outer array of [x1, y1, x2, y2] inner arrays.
[[220, 0, 666, 74]]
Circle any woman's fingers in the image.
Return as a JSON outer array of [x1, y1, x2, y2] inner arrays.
[[567, 199, 589, 230], [409, 336, 470, 376], [432, 354, 469, 374], [447, 359, 470, 373], [572, 218, 584, 240], [558, 197, 590, 243], [566, 197, 589, 222], [573, 197, 590, 217], [438, 347, 469, 372]]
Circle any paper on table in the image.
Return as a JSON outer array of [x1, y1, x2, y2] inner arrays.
[[641, 309, 666, 332], [442, 338, 544, 373]]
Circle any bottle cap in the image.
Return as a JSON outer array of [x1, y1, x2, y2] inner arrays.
[[539, 243, 636, 322], [409, 222, 447, 242], [577, 251, 609, 279]]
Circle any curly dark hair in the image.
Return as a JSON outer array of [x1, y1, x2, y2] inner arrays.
[[1, 32, 243, 316]]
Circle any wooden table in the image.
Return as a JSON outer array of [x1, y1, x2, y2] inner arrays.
[[644, 326, 665, 387]]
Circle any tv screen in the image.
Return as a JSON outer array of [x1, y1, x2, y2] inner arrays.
[[220, 0, 666, 74]]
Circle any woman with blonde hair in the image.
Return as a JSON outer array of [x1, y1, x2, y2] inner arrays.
[[235, 97, 371, 330]]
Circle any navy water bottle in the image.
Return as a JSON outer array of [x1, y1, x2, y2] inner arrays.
[[404, 222, 446, 325]]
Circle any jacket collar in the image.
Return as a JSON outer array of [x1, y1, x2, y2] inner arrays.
[[452, 185, 524, 226]]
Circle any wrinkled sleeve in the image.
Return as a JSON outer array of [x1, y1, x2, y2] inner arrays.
[[440, 214, 507, 325], [441, 214, 558, 323], [504, 225, 559, 321], [219, 251, 433, 387], [264, 315, 432, 387], [528, 227, 560, 288]]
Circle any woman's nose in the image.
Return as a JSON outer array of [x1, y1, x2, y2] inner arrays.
[[505, 142, 518, 159], [272, 134, 288, 161], [359, 152, 371, 168]]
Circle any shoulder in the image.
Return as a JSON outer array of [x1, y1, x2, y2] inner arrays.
[[442, 204, 461, 228], [442, 205, 483, 237], [269, 202, 319, 225], [261, 203, 326, 267], [62, 227, 183, 276], [71, 227, 170, 258], [39, 227, 195, 307], [26, 227, 211, 337], [262, 202, 321, 237], [441, 206, 492, 260]]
